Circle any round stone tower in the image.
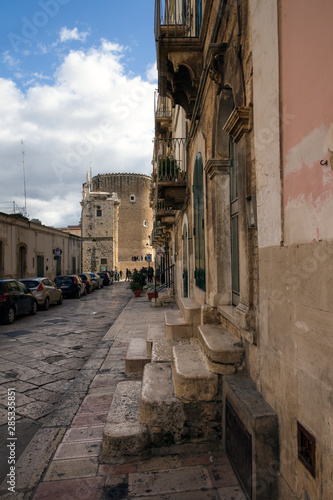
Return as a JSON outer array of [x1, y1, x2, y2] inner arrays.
[[92, 173, 154, 274]]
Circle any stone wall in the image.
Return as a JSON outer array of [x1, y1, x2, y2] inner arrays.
[[92, 173, 154, 272]]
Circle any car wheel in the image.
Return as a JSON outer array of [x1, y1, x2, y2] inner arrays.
[[57, 294, 63, 305], [83, 287, 87, 296], [30, 301, 37, 316], [43, 297, 50, 311], [4, 307, 15, 325], [75, 289, 80, 299]]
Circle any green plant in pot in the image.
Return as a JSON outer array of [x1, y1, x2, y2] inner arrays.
[[158, 156, 179, 181], [130, 281, 142, 292], [130, 270, 146, 296]]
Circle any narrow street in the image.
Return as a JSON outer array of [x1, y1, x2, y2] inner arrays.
[[0, 282, 132, 486]]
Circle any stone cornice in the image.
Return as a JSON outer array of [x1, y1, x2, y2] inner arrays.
[[223, 106, 252, 143], [204, 158, 232, 180]]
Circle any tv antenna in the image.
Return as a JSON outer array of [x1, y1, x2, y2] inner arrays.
[[21, 139, 27, 217]]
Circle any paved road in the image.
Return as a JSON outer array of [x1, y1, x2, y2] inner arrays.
[[0, 281, 132, 485]]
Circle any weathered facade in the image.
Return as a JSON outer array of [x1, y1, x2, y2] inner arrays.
[[81, 179, 120, 273], [0, 212, 81, 279], [151, 1, 333, 498], [92, 173, 154, 274]]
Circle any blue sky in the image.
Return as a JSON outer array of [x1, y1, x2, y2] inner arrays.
[[0, 0, 157, 226]]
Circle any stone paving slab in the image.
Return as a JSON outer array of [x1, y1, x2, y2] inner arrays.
[[128, 466, 213, 496], [8, 286, 247, 500], [43, 457, 99, 482], [33, 477, 105, 500]]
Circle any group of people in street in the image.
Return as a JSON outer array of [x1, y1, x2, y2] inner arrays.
[[107, 266, 154, 283], [123, 266, 154, 282]]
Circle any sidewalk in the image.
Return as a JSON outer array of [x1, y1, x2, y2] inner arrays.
[[24, 285, 246, 499]]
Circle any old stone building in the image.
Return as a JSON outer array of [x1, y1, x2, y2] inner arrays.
[[81, 177, 120, 273], [92, 173, 154, 274], [0, 212, 81, 279], [146, 1, 333, 499]]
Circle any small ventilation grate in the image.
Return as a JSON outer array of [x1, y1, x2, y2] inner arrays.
[[297, 422, 316, 478]]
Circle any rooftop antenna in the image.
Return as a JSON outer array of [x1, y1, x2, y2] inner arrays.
[[21, 139, 27, 217]]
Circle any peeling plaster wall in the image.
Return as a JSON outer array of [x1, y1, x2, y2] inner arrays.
[[254, 2, 333, 498], [281, 0, 333, 245]]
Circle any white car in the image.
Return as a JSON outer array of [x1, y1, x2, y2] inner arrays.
[[20, 278, 63, 310]]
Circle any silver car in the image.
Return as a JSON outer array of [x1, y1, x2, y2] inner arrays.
[[19, 278, 63, 310], [87, 272, 104, 289]]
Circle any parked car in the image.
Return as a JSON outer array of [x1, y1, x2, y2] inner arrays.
[[54, 275, 86, 299], [97, 271, 113, 286], [79, 273, 95, 294], [19, 277, 63, 310], [0, 279, 38, 324], [87, 272, 104, 289]]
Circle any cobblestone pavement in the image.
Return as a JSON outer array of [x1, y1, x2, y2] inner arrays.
[[0, 282, 132, 487]]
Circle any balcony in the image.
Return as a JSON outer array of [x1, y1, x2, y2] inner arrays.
[[155, 91, 173, 135], [155, 0, 204, 119], [156, 199, 176, 226], [153, 137, 187, 210]]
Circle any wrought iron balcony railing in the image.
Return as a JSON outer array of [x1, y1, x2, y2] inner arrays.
[[154, 137, 187, 183], [155, 0, 202, 39], [154, 92, 173, 120]]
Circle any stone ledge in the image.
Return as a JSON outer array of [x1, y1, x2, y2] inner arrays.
[[198, 324, 244, 365], [177, 296, 201, 326], [152, 338, 190, 363], [125, 338, 150, 375], [172, 343, 219, 402], [147, 324, 165, 357], [165, 310, 193, 339], [140, 363, 187, 447], [101, 381, 150, 464], [223, 374, 279, 500]]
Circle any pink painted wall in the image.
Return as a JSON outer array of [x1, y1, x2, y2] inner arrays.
[[280, 0, 333, 243]]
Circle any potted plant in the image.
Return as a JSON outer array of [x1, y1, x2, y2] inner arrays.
[[158, 156, 179, 181], [130, 281, 142, 297], [130, 270, 146, 297]]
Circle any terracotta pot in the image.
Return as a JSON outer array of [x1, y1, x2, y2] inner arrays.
[[134, 290, 141, 297], [147, 292, 158, 300]]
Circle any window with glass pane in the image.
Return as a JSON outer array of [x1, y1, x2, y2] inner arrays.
[[230, 140, 239, 305], [193, 153, 206, 291]]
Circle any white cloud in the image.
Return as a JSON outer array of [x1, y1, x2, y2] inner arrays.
[[2, 51, 21, 69], [59, 27, 90, 43], [0, 41, 155, 227], [146, 62, 157, 83]]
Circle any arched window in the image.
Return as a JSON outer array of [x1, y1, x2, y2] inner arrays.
[[193, 153, 206, 291]]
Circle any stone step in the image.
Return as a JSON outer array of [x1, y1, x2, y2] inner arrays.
[[165, 310, 193, 339], [172, 343, 219, 402], [151, 292, 175, 308], [198, 325, 245, 375], [152, 338, 190, 363], [102, 381, 150, 463], [146, 324, 165, 357], [125, 337, 151, 375], [177, 297, 201, 326], [140, 363, 188, 446]]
